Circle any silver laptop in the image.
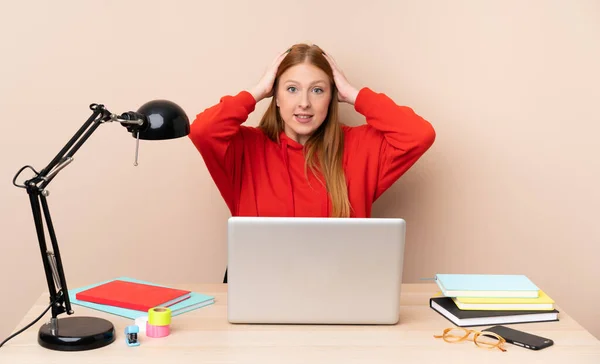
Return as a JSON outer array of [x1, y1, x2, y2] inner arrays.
[[226, 216, 406, 325]]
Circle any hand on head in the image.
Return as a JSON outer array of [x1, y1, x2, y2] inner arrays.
[[249, 49, 289, 103], [322, 52, 359, 105]]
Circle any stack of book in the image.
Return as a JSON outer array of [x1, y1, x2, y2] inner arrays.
[[69, 276, 215, 319], [429, 274, 559, 327]]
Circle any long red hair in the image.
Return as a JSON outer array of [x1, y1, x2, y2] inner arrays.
[[258, 44, 351, 217]]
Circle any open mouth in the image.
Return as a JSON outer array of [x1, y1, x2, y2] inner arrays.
[[294, 114, 314, 123]]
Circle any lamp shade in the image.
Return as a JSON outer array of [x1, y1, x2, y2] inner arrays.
[[133, 100, 190, 140]]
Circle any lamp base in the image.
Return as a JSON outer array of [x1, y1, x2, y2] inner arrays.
[[38, 316, 115, 351]]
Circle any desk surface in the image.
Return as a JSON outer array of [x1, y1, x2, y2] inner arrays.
[[1, 283, 599, 363]]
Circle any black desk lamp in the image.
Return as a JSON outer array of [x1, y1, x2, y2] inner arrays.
[[10, 100, 190, 351]]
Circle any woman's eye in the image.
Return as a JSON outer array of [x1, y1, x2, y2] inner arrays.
[[287, 86, 297, 93], [313, 87, 324, 94]]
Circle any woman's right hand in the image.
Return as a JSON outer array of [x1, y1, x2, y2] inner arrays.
[[249, 49, 289, 103]]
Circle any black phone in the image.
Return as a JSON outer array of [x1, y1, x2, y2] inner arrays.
[[483, 325, 554, 350]]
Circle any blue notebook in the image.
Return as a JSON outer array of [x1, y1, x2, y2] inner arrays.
[[435, 274, 539, 298], [68, 276, 214, 319]]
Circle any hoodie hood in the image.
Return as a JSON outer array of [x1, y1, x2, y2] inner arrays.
[[278, 131, 303, 150]]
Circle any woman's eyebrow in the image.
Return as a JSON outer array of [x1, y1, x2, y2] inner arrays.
[[283, 79, 328, 85]]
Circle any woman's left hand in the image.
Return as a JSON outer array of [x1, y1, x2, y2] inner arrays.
[[323, 52, 359, 105]]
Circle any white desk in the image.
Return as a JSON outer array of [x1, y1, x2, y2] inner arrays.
[[1, 283, 599, 363]]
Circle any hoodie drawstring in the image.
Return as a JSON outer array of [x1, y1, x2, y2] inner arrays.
[[322, 188, 329, 216], [281, 135, 331, 217], [280, 138, 296, 217]]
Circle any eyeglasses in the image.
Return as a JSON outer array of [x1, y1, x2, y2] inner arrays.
[[434, 327, 507, 352]]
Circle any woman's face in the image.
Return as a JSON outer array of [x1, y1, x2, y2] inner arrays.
[[276, 62, 332, 145]]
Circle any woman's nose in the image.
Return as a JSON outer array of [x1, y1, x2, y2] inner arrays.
[[299, 93, 311, 108]]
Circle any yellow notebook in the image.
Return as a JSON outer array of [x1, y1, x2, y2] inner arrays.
[[453, 290, 555, 311]]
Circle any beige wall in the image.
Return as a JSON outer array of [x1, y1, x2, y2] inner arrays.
[[1, 0, 599, 341]]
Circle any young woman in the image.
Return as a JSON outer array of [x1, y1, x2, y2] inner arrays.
[[190, 43, 435, 219]]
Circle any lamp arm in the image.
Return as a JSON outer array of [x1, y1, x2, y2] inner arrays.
[[13, 103, 144, 321], [37, 104, 107, 181], [37, 105, 145, 189]]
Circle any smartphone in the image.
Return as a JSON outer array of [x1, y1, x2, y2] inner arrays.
[[483, 325, 554, 350]]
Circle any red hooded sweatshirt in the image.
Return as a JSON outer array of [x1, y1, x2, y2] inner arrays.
[[189, 87, 435, 218]]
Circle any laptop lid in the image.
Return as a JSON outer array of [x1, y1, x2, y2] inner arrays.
[[226, 217, 406, 324]]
